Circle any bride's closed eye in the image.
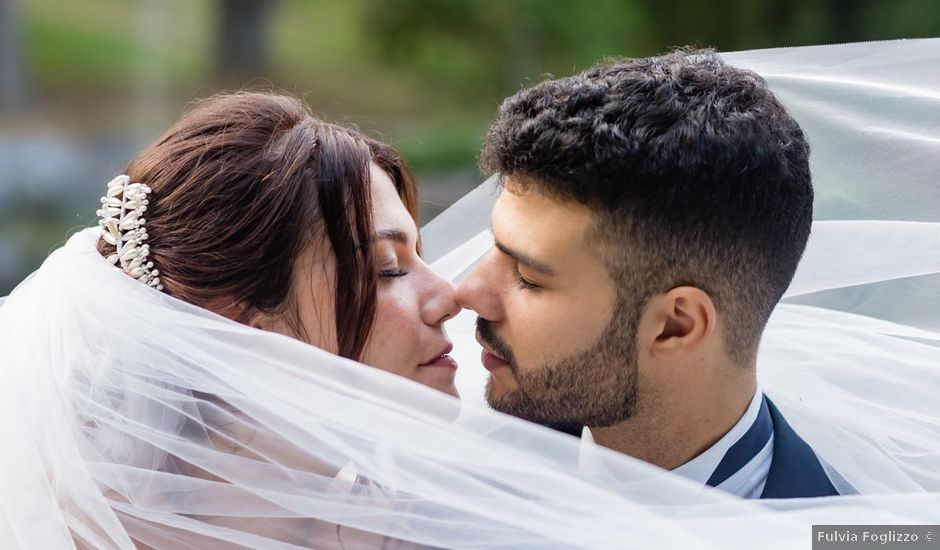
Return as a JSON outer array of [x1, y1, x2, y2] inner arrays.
[[379, 267, 409, 279], [375, 245, 411, 280], [373, 227, 417, 282]]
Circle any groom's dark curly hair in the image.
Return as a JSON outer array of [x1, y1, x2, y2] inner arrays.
[[480, 49, 813, 365]]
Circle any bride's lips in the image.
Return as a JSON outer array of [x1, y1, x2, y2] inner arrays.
[[475, 331, 509, 371], [419, 344, 458, 369]]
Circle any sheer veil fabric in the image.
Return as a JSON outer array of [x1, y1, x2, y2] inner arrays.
[[2, 39, 940, 549]]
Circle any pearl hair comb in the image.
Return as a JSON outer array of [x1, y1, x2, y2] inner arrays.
[[97, 175, 163, 290]]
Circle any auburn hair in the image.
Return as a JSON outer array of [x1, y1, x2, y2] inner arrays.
[[98, 92, 418, 360]]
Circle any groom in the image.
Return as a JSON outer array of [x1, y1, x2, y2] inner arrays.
[[456, 50, 842, 499]]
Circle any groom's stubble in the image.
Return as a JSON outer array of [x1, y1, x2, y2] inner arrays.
[[477, 295, 641, 427]]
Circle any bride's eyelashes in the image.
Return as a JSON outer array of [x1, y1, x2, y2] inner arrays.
[[376, 247, 409, 280], [379, 268, 409, 279]]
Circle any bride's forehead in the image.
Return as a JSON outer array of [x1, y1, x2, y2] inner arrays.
[[370, 164, 416, 231]]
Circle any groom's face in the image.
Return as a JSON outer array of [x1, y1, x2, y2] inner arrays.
[[456, 184, 639, 425]]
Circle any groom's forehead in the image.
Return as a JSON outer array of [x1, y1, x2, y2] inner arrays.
[[491, 186, 596, 258]]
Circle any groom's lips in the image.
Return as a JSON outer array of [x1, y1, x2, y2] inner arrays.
[[475, 331, 509, 371], [481, 349, 509, 371]]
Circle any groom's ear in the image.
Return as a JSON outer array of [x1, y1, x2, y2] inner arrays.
[[642, 286, 717, 358]]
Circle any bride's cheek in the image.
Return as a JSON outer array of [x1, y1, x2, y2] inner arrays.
[[366, 291, 417, 374]]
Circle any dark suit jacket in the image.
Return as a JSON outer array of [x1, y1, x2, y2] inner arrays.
[[547, 396, 845, 499]]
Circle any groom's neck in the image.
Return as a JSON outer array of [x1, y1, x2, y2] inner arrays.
[[589, 371, 757, 471]]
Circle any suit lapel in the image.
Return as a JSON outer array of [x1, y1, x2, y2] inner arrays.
[[760, 397, 840, 499]]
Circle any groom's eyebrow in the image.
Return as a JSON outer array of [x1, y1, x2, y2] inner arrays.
[[493, 240, 556, 276]]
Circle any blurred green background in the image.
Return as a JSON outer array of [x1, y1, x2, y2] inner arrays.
[[1, 0, 938, 294]]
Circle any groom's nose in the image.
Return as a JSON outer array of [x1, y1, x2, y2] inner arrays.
[[455, 248, 504, 322]]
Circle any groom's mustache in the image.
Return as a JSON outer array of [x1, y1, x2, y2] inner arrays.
[[476, 317, 519, 373]]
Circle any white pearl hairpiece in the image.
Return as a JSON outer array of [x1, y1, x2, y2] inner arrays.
[[97, 174, 164, 291]]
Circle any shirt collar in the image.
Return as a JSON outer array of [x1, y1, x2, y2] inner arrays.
[[670, 387, 763, 485], [579, 387, 765, 485]]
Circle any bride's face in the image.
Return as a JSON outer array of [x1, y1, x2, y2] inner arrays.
[[358, 164, 461, 396], [265, 164, 461, 397]]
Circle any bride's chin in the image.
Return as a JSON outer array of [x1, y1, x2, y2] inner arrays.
[[414, 369, 460, 399]]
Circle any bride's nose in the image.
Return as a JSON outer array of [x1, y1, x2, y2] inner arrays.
[[421, 268, 461, 326]]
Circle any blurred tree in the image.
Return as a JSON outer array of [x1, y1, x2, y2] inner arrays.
[[360, 0, 940, 110], [217, 0, 275, 82], [633, 0, 940, 52], [360, 0, 647, 108], [0, 0, 28, 109]]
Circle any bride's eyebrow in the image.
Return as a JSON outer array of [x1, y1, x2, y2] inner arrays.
[[374, 228, 409, 244]]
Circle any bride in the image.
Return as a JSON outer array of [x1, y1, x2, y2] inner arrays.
[[2, 39, 940, 549], [3, 91, 480, 548], [96, 92, 462, 397]]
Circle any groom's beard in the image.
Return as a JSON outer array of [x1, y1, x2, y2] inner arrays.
[[477, 303, 639, 427]]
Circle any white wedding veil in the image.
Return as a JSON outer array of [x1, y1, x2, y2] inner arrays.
[[2, 39, 939, 549]]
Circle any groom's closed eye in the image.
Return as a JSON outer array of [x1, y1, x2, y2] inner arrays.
[[493, 241, 557, 277]]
